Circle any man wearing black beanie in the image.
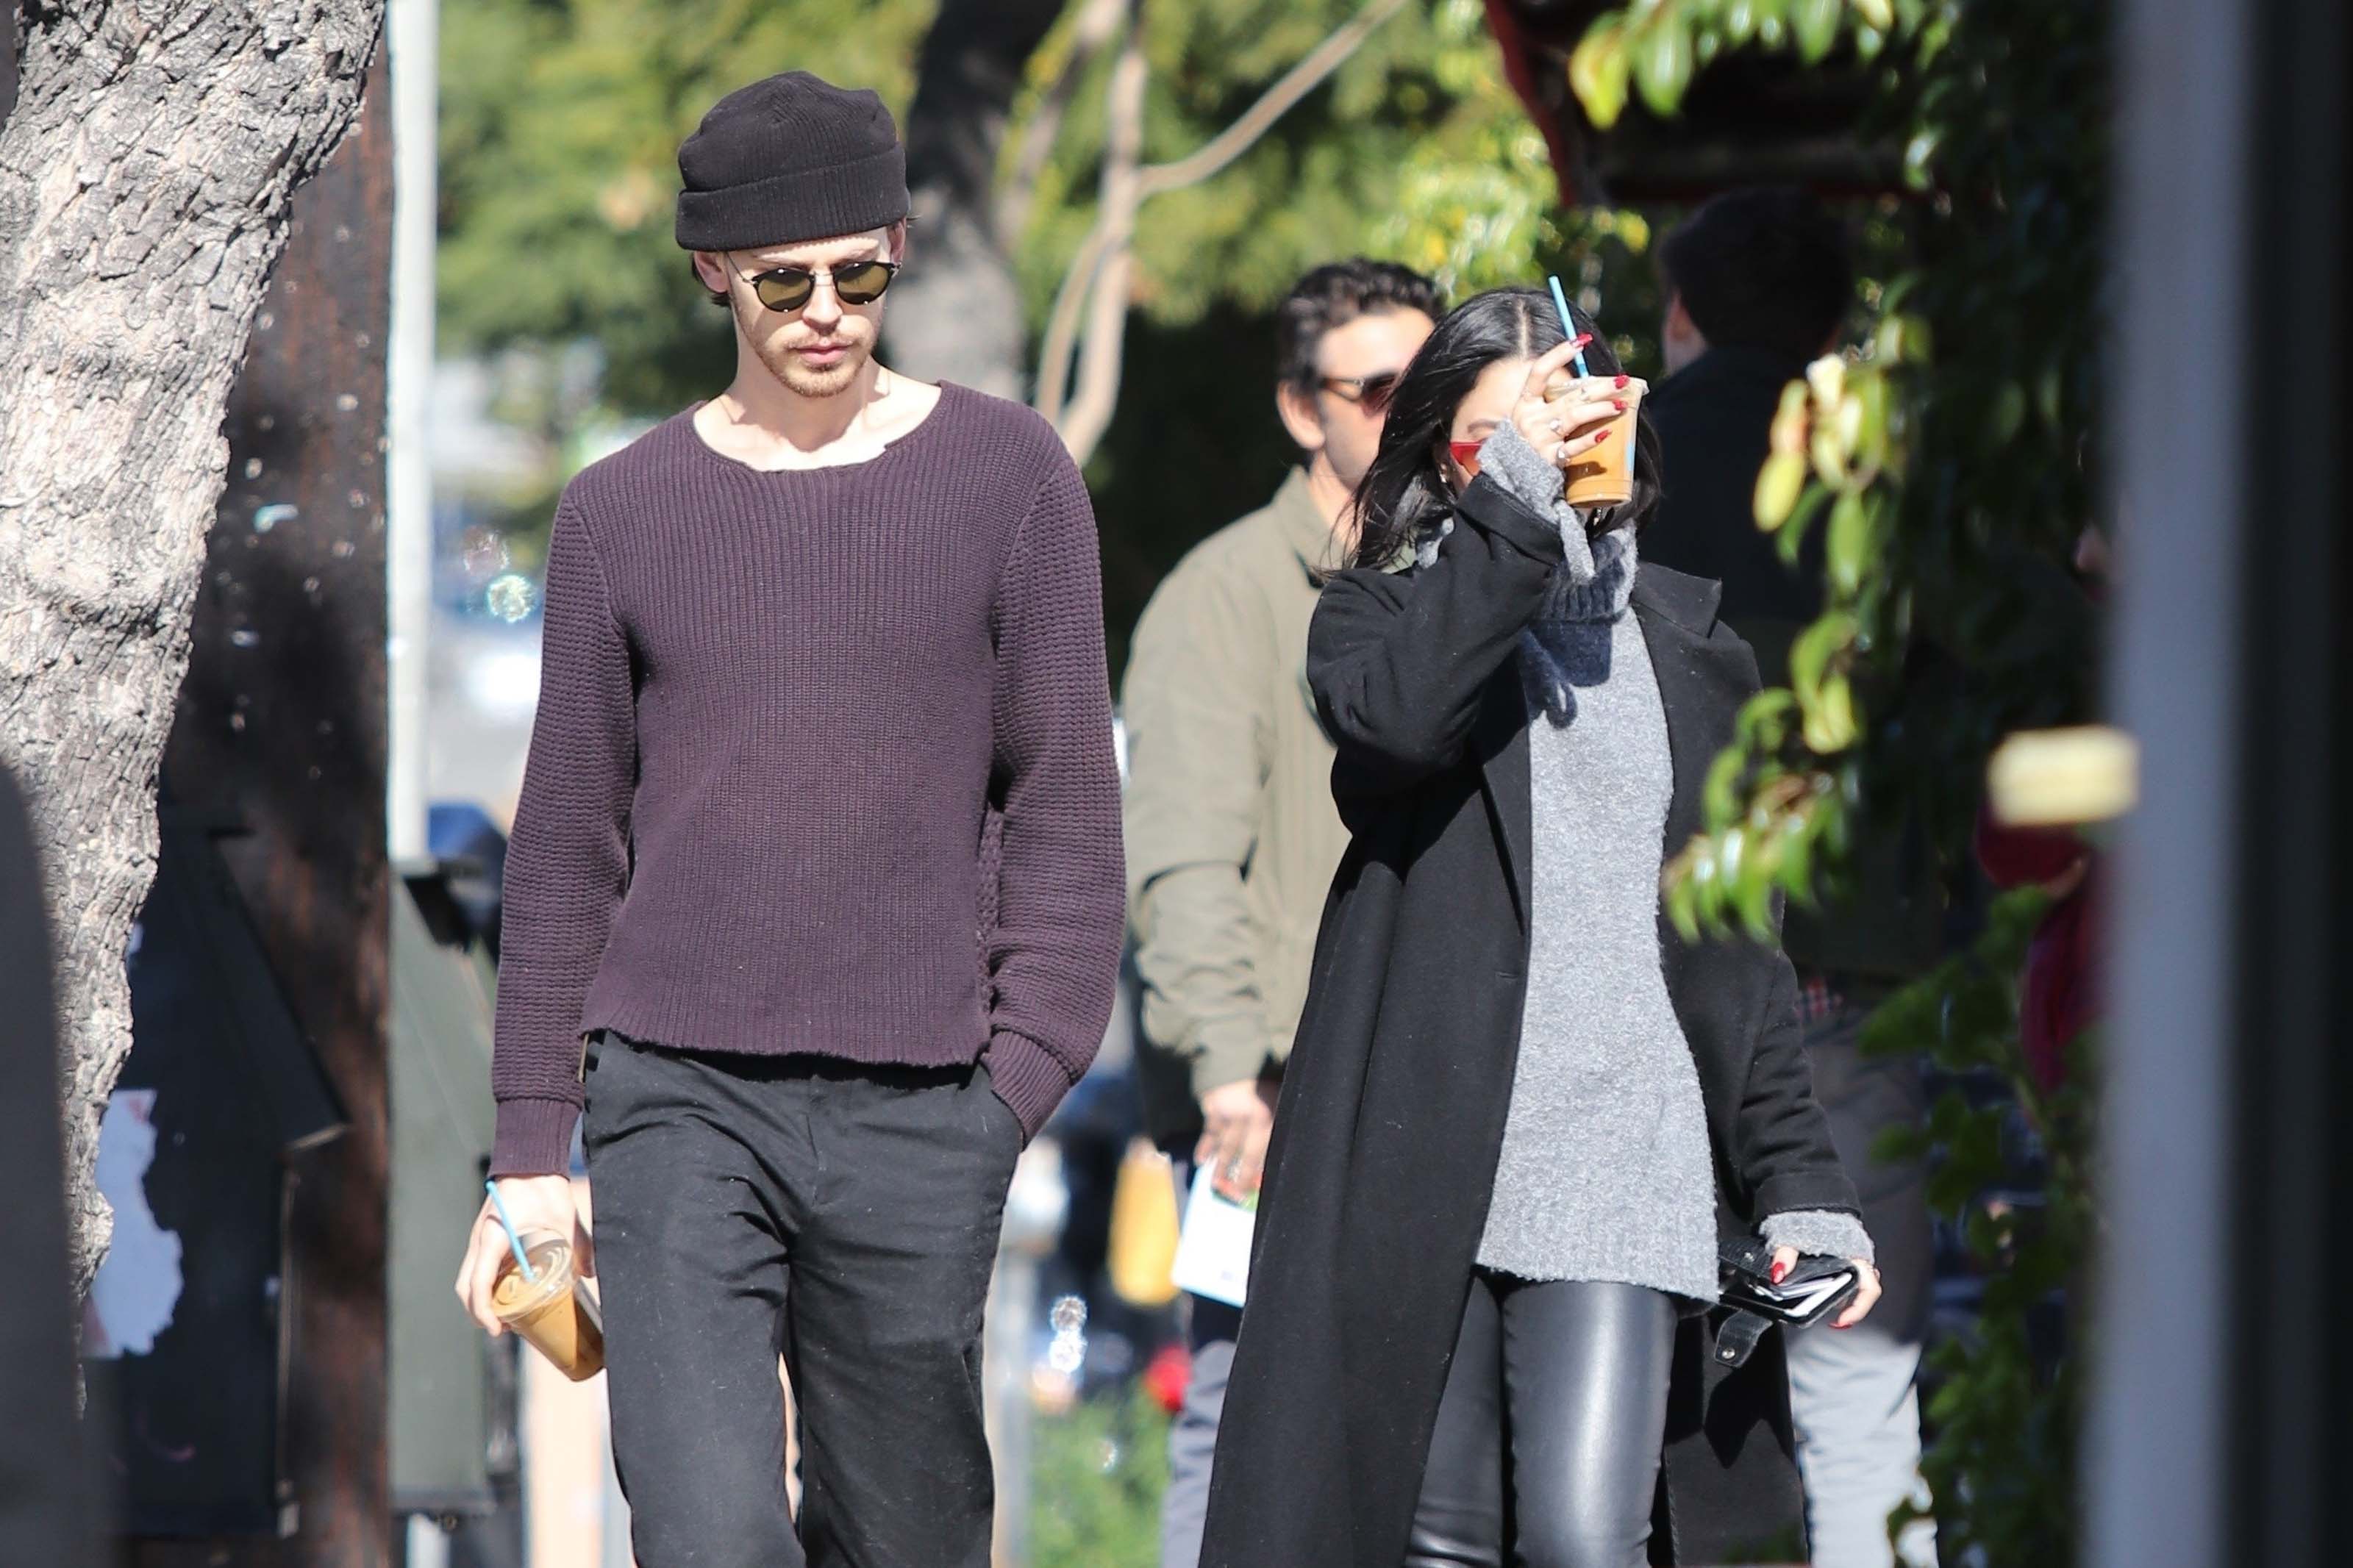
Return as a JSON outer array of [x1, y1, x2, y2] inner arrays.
[[454, 70, 1126, 1568]]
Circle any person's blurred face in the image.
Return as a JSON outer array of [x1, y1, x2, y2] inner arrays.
[[1278, 307, 1435, 490], [696, 224, 904, 398], [1438, 355, 1530, 493], [1661, 290, 1708, 378]]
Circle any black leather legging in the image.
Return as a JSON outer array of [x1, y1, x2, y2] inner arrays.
[[1405, 1275, 1678, 1568]]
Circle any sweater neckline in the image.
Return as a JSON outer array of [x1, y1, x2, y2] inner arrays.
[[677, 381, 965, 479]]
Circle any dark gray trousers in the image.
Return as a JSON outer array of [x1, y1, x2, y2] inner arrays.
[[582, 1036, 1024, 1568]]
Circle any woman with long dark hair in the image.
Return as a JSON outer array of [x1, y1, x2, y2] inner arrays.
[[1197, 288, 1879, 1568]]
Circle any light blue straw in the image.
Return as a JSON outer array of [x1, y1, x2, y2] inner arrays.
[[485, 1178, 538, 1283], [1546, 275, 1590, 376]]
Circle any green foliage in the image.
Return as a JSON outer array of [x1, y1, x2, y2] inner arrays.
[[1863, 894, 2094, 1566], [1629, 0, 2104, 939], [1574, 1, 2107, 1559], [1026, 1389, 1171, 1568], [1016, 0, 1485, 332]]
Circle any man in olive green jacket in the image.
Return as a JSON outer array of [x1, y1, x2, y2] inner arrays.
[[1121, 259, 1437, 1568]]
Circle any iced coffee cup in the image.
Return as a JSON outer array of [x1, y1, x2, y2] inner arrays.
[[1562, 377, 1644, 509], [491, 1232, 605, 1382]]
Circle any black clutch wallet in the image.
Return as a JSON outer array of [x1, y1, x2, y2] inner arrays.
[[1711, 1236, 1862, 1369]]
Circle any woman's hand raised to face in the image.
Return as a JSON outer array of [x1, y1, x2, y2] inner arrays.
[[1510, 338, 1643, 469]]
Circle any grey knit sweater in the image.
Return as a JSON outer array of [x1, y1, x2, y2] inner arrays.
[[1460, 425, 1871, 1297]]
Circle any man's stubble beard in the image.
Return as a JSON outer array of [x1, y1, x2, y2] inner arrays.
[[735, 292, 882, 401]]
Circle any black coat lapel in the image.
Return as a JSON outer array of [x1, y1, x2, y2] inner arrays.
[[1632, 566, 1744, 853], [1476, 659, 1534, 928]]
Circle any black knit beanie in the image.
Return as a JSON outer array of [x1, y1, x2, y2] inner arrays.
[[675, 71, 909, 252]]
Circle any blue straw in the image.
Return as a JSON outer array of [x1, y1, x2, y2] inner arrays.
[[1546, 275, 1590, 376], [485, 1179, 538, 1283]]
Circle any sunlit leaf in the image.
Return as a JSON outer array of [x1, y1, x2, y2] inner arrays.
[[1769, 379, 1811, 454], [1774, 482, 1833, 563], [1792, 0, 1840, 61], [1827, 488, 1876, 595], [1568, 17, 1632, 128], [1801, 673, 1858, 751], [1634, 18, 1695, 114], [1809, 422, 1849, 485], [1805, 352, 1846, 406], [1735, 687, 1798, 748], [1788, 611, 1857, 703], [1754, 451, 1809, 527], [1704, 744, 1748, 827]]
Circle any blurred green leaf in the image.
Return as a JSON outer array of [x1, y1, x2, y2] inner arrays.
[[1633, 16, 1696, 114], [1791, 0, 1841, 61], [1800, 673, 1858, 752], [1703, 743, 1749, 826], [1570, 15, 1634, 127], [1754, 451, 1810, 526], [1826, 488, 1874, 595], [1990, 381, 2028, 443], [1808, 421, 1849, 484]]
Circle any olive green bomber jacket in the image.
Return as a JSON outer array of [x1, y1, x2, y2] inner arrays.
[[1121, 470, 1352, 1127]]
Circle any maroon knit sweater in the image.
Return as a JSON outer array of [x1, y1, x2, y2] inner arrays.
[[489, 384, 1125, 1175]]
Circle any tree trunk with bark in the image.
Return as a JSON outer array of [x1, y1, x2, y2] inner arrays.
[[0, 0, 386, 1299], [887, 0, 1070, 399]]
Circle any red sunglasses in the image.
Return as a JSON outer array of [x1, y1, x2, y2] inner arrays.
[[1447, 440, 1485, 477]]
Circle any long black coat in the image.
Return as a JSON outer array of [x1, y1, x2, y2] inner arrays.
[[1197, 475, 1861, 1568]]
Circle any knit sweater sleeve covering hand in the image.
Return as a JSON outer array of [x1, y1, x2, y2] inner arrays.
[[490, 493, 634, 1175], [981, 451, 1127, 1136]]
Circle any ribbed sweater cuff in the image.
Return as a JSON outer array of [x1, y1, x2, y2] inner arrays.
[[984, 1031, 1074, 1142], [1760, 1208, 1876, 1264], [490, 1096, 582, 1178]]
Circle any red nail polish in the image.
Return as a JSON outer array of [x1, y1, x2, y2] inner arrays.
[[1611, 399, 1626, 411], [1574, 333, 1593, 347], [1614, 374, 1629, 388], [1769, 1260, 1788, 1284], [1594, 430, 1610, 443]]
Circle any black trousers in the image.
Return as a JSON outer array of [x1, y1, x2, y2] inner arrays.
[[1406, 1276, 1678, 1568], [582, 1035, 1024, 1568]]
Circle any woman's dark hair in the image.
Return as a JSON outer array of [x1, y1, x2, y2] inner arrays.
[[1348, 287, 1663, 570]]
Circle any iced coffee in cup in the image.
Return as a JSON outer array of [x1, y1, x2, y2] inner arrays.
[[491, 1232, 605, 1381], [1562, 376, 1644, 509]]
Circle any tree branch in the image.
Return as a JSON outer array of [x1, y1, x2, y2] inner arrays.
[[996, 0, 1126, 247], [1051, 26, 1147, 465], [1136, 0, 1413, 198], [1037, 0, 1412, 461]]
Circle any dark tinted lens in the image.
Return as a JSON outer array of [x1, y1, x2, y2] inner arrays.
[[1358, 372, 1401, 414], [832, 260, 896, 304], [751, 268, 816, 312]]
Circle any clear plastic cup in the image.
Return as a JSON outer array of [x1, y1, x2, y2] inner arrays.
[[490, 1233, 605, 1382], [1563, 379, 1644, 509]]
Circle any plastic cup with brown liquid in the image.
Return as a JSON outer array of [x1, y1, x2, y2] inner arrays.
[[491, 1232, 606, 1381], [1561, 378, 1645, 509]]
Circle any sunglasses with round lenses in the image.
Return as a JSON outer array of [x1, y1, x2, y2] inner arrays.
[[736, 258, 901, 313], [1319, 371, 1402, 415]]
